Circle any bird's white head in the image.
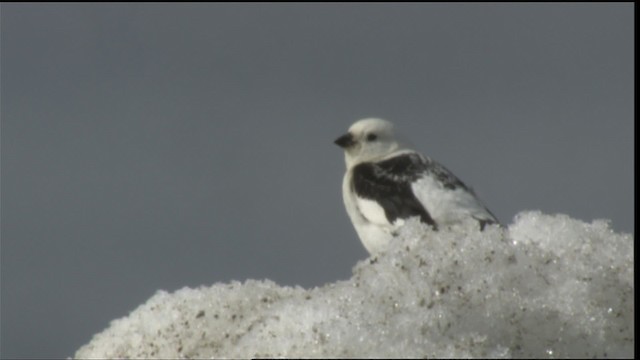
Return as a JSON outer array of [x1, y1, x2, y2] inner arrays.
[[334, 118, 411, 168]]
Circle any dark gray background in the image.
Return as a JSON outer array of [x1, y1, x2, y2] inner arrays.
[[1, 3, 633, 359]]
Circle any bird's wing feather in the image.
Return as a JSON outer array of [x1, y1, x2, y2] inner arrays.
[[410, 156, 500, 229], [351, 153, 437, 228]]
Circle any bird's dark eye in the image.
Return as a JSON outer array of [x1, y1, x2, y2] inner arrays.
[[366, 133, 378, 142]]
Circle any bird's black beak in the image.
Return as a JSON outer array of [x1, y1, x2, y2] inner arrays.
[[334, 133, 355, 148]]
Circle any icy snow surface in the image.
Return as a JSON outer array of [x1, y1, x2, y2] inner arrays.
[[74, 211, 634, 358]]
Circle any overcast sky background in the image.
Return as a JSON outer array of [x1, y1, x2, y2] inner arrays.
[[0, 3, 633, 359]]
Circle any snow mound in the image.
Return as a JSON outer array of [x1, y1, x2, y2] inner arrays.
[[74, 211, 634, 358]]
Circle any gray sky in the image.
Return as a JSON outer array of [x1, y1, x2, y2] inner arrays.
[[0, 3, 633, 358]]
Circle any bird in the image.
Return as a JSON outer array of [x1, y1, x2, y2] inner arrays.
[[334, 118, 499, 254]]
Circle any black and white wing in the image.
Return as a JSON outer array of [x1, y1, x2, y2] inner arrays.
[[351, 152, 498, 230], [351, 153, 437, 228]]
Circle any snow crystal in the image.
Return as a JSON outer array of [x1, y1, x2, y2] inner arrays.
[[74, 211, 634, 358]]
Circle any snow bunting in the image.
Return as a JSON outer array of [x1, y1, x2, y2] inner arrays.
[[335, 118, 499, 254]]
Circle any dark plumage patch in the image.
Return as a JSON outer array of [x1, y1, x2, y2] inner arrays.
[[352, 153, 438, 228]]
